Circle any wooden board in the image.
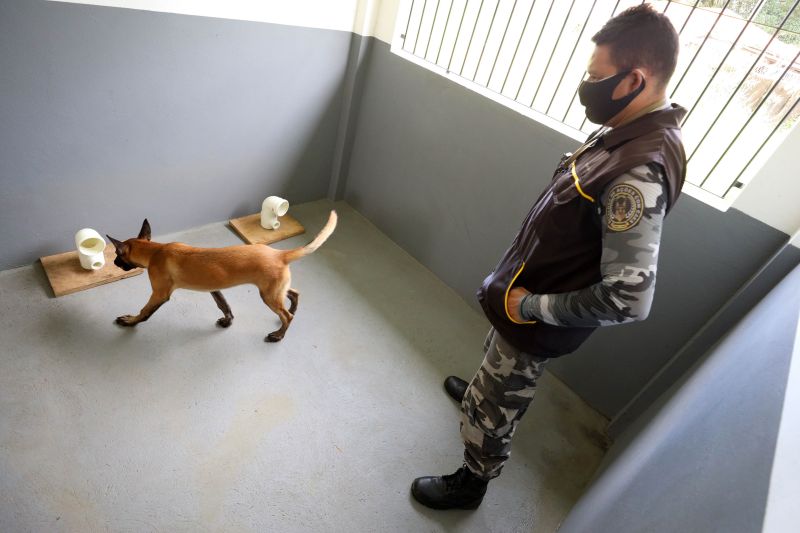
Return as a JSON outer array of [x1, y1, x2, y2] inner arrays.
[[229, 213, 305, 245], [41, 244, 143, 297]]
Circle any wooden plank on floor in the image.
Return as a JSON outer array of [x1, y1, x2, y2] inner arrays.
[[40, 244, 143, 297], [228, 213, 305, 245]]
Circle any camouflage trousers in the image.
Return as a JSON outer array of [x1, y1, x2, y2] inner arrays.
[[460, 328, 548, 480]]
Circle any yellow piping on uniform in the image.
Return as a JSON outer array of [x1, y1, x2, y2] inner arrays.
[[504, 262, 537, 325], [571, 162, 595, 203]]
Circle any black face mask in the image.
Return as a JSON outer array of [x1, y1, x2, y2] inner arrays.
[[578, 70, 646, 124]]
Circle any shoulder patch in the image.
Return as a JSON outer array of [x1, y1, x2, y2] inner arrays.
[[606, 183, 644, 232]]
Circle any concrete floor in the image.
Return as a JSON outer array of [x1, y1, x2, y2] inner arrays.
[[0, 200, 608, 533]]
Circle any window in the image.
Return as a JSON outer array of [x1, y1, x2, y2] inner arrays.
[[392, 0, 800, 209]]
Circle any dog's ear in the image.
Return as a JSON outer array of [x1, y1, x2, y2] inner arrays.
[[137, 219, 151, 241], [107, 235, 126, 253]]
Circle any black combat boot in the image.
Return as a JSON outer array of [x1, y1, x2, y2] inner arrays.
[[411, 466, 489, 510], [444, 376, 468, 403]]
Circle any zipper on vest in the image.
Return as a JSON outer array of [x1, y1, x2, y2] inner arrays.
[[504, 262, 538, 325], [570, 162, 596, 203]]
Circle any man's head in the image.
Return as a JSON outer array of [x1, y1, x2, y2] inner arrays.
[[580, 4, 679, 125]]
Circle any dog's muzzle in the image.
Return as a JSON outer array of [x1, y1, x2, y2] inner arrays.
[[114, 257, 136, 271]]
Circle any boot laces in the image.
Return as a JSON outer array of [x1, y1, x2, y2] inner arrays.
[[443, 466, 470, 492]]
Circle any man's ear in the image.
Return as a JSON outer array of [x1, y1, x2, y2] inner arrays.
[[631, 69, 646, 90], [138, 219, 151, 241]]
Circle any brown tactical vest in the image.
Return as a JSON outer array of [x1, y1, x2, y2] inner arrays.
[[477, 104, 687, 357]]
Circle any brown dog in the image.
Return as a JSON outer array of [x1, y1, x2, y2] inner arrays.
[[106, 211, 337, 342]]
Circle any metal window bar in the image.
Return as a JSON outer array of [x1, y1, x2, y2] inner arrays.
[[669, 0, 733, 99], [472, 0, 503, 80], [435, 0, 456, 65], [530, 0, 579, 108], [676, 0, 702, 35], [458, 0, 486, 75], [725, 94, 800, 197], [514, 0, 556, 101], [500, 0, 537, 93], [395, 0, 800, 203], [562, 0, 623, 123], [700, 44, 800, 189], [412, 1, 429, 55], [487, 0, 520, 86], [687, 0, 800, 165], [401, 0, 415, 49], [669, 1, 800, 34], [445, 1, 469, 72], [424, 0, 445, 59], [546, 0, 598, 116], [679, 0, 769, 129]]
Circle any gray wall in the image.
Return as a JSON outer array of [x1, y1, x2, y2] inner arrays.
[[344, 39, 798, 419], [610, 241, 800, 435], [0, 0, 351, 270], [558, 264, 800, 533]]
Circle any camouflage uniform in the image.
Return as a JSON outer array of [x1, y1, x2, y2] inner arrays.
[[460, 328, 548, 480], [462, 163, 666, 479]]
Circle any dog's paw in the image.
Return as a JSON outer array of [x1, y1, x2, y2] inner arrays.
[[216, 317, 232, 328], [265, 332, 283, 343], [115, 315, 138, 327]]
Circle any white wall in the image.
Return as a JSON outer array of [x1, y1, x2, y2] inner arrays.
[[50, 0, 401, 39], [732, 122, 800, 237], [49, 1, 360, 33], [355, 0, 399, 42]]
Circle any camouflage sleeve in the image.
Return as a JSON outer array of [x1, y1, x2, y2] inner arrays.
[[520, 163, 667, 327]]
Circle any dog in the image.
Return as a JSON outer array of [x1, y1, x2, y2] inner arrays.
[[106, 211, 337, 342]]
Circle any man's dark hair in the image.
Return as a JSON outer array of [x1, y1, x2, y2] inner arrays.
[[592, 4, 679, 87]]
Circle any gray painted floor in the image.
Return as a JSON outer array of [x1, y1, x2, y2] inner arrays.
[[0, 201, 607, 533]]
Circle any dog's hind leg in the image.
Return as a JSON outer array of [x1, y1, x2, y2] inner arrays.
[[260, 288, 293, 343], [211, 291, 234, 328], [287, 289, 299, 315]]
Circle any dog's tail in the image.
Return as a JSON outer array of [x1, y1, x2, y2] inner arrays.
[[282, 210, 338, 263]]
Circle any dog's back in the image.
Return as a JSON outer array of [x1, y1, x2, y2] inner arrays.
[[158, 210, 338, 291], [155, 243, 283, 291]]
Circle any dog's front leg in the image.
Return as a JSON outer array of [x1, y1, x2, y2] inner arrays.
[[116, 290, 170, 327]]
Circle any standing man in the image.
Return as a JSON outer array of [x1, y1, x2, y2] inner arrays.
[[411, 4, 686, 510]]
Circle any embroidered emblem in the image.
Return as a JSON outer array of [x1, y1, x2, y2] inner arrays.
[[607, 184, 644, 232]]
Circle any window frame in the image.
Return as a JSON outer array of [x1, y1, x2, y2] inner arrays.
[[390, 0, 800, 212]]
